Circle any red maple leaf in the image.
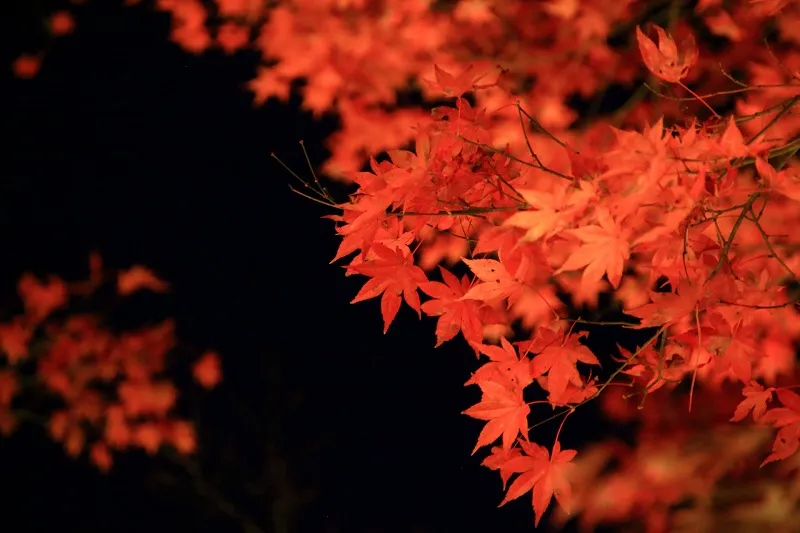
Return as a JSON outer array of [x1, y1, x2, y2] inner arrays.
[[462, 377, 530, 453], [467, 337, 533, 389], [530, 332, 600, 401], [482, 445, 525, 490], [555, 207, 630, 290], [460, 257, 526, 306], [498, 440, 577, 527], [473, 226, 525, 259], [625, 279, 703, 328], [347, 243, 428, 333], [419, 266, 482, 346], [760, 389, 800, 466], [706, 313, 759, 384], [731, 381, 774, 422], [636, 24, 698, 83], [503, 187, 571, 243]]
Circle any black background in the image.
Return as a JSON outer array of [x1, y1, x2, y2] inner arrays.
[[1, 3, 618, 532]]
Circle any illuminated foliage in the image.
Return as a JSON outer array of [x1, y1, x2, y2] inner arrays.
[[10, 0, 800, 530], [0, 254, 220, 472]]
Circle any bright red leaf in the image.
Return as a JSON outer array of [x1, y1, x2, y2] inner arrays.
[[636, 24, 698, 83], [499, 440, 577, 527], [731, 381, 774, 422], [419, 266, 482, 346], [460, 257, 526, 306], [347, 243, 428, 333], [462, 377, 530, 453]]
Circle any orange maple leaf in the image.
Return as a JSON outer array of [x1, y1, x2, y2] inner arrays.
[[555, 208, 630, 290], [467, 337, 533, 389], [625, 279, 703, 328], [530, 331, 600, 401], [419, 266, 482, 346], [460, 257, 526, 305], [731, 381, 774, 422], [636, 24, 698, 83], [503, 188, 570, 243], [760, 389, 800, 466], [347, 243, 428, 333], [498, 440, 577, 527], [482, 445, 525, 490], [462, 378, 530, 453]]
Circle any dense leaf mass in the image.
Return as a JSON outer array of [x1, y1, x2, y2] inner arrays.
[[10, 0, 800, 530]]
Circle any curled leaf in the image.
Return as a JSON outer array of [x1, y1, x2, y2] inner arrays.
[[636, 24, 698, 83]]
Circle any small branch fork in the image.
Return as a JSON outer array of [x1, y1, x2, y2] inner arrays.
[[272, 141, 338, 208]]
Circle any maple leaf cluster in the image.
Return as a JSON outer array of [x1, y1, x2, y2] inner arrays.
[[11, 0, 800, 529], [306, 14, 800, 530], [0, 254, 221, 472], [548, 380, 800, 532]]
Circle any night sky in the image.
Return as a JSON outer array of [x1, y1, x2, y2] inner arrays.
[[2, 3, 619, 532]]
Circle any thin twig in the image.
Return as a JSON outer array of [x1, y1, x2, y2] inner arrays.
[[526, 325, 666, 432], [705, 193, 760, 284]]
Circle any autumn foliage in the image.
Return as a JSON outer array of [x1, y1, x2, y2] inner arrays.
[[11, 0, 800, 530], [0, 254, 221, 472]]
